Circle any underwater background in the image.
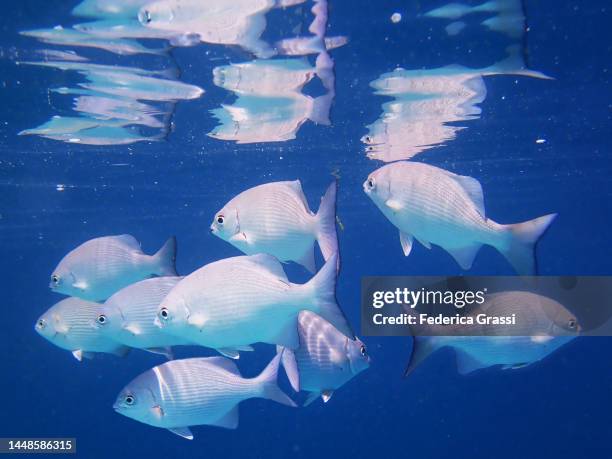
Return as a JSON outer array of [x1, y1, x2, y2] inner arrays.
[[1, 0, 611, 457]]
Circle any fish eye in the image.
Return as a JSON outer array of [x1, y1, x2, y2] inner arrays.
[[143, 10, 152, 23], [360, 345, 367, 357], [366, 178, 375, 190], [96, 314, 107, 325], [366, 146, 374, 152], [216, 215, 225, 225], [364, 135, 372, 143], [159, 308, 170, 321], [568, 319, 577, 329], [125, 394, 135, 405], [51, 274, 60, 285], [36, 319, 47, 330]]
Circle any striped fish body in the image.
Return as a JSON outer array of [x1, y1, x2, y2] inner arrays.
[[35, 297, 128, 358], [98, 276, 190, 350], [50, 234, 177, 301]]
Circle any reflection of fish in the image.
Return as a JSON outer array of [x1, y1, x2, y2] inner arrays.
[[363, 161, 557, 275], [362, 47, 551, 162], [279, 311, 370, 405], [95, 276, 189, 359], [156, 253, 352, 354], [211, 180, 338, 273], [20, 26, 168, 56], [35, 297, 130, 361], [50, 235, 177, 301], [72, 0, 154, 19], [113, 354, 295, 439], [405, 291, 580, 375]]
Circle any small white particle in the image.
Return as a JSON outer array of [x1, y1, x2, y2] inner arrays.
[[391, 12, 402, 23], [56, 184, 65, 192], [536, 138, 546, 144]]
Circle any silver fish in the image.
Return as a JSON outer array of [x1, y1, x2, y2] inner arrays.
[[211, 181, 337, 273], [35, 297, 129, 361], [156, 253, 352, 356], [405, 291, 581, 375], [113, 353, 296, 439], [280, 311, 369, 405], [50, 235, 177, 301], [364, 161, 557, 275], [94, 276, 189, 359]]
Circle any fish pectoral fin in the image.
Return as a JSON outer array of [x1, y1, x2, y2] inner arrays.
[[124, 324, 142, 336], [187, 314, 207, 330], [415, 236, 432, 249], [217, 348, 241, 360], [385, 199, 404, 212], [445, 244, 482, 270], [71, 280, 88, 291], [399, 231, 414, 256], [230, 231, 249, 244], [151, 405, 164, 420], [530, 335, 554, 344], [303, 392, 320, 407], [146, 347, 174, 360], [455, 349, 487, 375], [168, 426, 193, 440], [321, 390, 334, 403], [209, 406, 239, 429]]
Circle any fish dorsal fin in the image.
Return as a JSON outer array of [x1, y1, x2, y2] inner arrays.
[[455, 349, 487, 375], [205, 356, 242, 376], [285, 180, 311, 213], [111, 234, 141, 251], [445, 244, 482, 270], [445, 173, 485, 216], [168, 426, 193, 440], [248, 254, 288, 280], [399, 231, 413, 256], [210, 406, 239, 429], [321, 391, 334, 403]]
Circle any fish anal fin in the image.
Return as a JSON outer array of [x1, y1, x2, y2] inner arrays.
[[217, 348, 240, 360], [321, 390, 334, 403], [303, 392, 320, 406], [168, 426, 193, 440], [146, 347, 173, 360], [445, 244, 482, 270], [455, 349, 487, 375], [210, 406, 239, 429], [415, 236, 431, 249]]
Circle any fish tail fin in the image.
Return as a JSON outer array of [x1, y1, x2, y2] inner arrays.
[[315, 180, 339, 264], [154, 236, 178, 276], [304, 253, 353, 338], [276, 345, 300, 392], [487, 45, 554, 80], [255, 352, 297, 407], [308, 93, 332, 126], [404, 337, 437, 377], [499, 213, 557, 276]]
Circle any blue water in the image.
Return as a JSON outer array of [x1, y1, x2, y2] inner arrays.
[[1, 0, 611, 457]]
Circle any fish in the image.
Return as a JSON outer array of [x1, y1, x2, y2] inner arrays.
[[113, 353, 296, 439], [94, 276, 190, 359], [155, 253, 353, 357], [445, 20, 466, 36], [50, 235, 178, 301], [279, 311, 370, 405], [363, 161, 557, 275], [405, 291, 581, 375], [210, 181, 338, 273], [35, 297, 130, 361]]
